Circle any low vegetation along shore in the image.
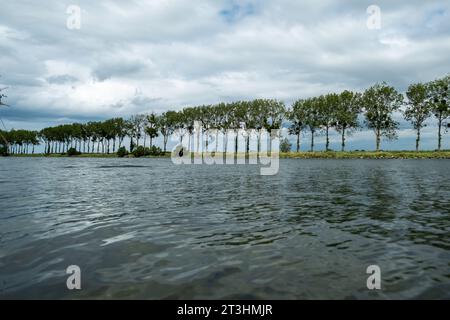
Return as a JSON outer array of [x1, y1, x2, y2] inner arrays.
[[7, 150, 450, 159]]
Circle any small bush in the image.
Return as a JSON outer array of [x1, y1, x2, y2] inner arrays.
[[0, 146, 9, 156], [132, 146, 145, 158], [117, 146, 128, 158], [67, 147, 81, 156], [148, 145, 163, 156], [132, 145, 163, 157]]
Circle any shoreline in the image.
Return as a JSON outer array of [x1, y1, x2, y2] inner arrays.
[[3, 150, 450, 159]]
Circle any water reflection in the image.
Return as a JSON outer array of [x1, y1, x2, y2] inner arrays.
[[0, 158, 449, 299]]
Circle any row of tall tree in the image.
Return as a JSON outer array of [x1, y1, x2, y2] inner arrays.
[[289, 77, 449, 152], [1, 76, 449, 154]]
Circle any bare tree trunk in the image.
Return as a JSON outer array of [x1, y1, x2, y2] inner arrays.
[[376, 128, 381, 152], [246, 135, 250, 155], [257, 130, 261, 153], [341, 127, 346, 152], [438, 115, 442, 151], [163, 135, 168, 153], [196, 130, 200, 153], [296, 133, 300, 152], [325, 126, 330, 151], [215, 131, 219, 152], [223, 132, 228, 154], [416, 128, 420, 152], [310, 129, 315, 152]]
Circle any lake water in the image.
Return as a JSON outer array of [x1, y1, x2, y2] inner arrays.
[[0, 157, 449, 299]]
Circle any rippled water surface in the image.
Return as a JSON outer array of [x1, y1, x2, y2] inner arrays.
[[0, 157, 449, 299]]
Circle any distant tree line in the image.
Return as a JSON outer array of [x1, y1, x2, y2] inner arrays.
[[0, 75, 449, 156]]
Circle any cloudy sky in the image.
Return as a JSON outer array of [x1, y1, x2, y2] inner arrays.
[[0, 0, 449, 150]]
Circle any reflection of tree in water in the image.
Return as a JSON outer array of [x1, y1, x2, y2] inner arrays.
[[284, 166, 363, 228], [364, 167, 398, 222], [405, 171, 450, 250]]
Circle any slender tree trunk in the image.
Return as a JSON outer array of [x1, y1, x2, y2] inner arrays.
[[416, 128, 421, 152], [325, 126, 330, 151], [113, 139, 116, 153], [216, 131, 219, 152], [150, 137, 153, 149], [296, 133, 300, 152], [32, 145, 35, 154], [310, 129, 315, 152], [376, 128, 381, 152], [341, 127, 346, 152], [224, 132, 228, 154], [246, 135, 250, 155], [438, 115, 442, 151], [257, 131, 261, 153], [163, 135, 168, 153]]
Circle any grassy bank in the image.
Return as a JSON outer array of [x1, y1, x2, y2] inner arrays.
[[5, 150, 450, 159], [7, 153, 171, 158], [280, 150, 450, 159]]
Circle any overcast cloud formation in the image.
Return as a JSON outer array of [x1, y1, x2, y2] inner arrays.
[[0, 0, 449, 150]]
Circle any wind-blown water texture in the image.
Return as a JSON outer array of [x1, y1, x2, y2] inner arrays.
[[0, 158, 449, 299]]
